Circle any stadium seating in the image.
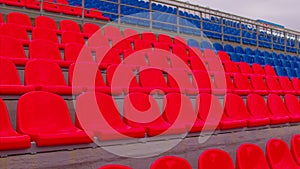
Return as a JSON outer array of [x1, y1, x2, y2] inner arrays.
[[0, 23, 30, 45], [98, 165, 133, 169], [0, 58, 35, 95], [198, 149, 234, 169], [0, 97, 31, 150], [17, 91, 93, 146], [236, 144, 271, 169], [291, 135, 300, 165], [24, 60, 73, 95], [6, 12, 32, 30], [266, 139, 300, 169], [150, 156, 192, 169], [34, 16, 59, 31]]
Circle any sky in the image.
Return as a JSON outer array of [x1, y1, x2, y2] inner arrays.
[[179, 0, 299, 31]]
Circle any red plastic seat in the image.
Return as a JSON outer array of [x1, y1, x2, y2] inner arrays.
[[96, 47, 122, 69], [279, 76, 297, 95], [265, 76, 284, 95], [236, 144, 271, 169], [0, 23, 30, 45], [69, 63, 121, 94], [284, 94, 300, 120], [98, 164, 132, 169], [167, 69, 198, 95], [0, 58, 35, 95], [123, 93, 183, 136], [291, 135, 300, 165], [218, 51, 230, 61], [193, 70, 212, 93], [134, 39, 152, 51], [249, 75, 269, 95], [82, 23, 100, 38], [252, 63, 266, 76], [61, 31, 85, 45], [25, 60, 73, 95], [31, 27, 60, 45], [247, 94, 290, 125], [3, 0, 24, 7], [0, 35, 28, 65], [198, 149, 234, 169], [139, 68, 178, 94], [42, 0, 62, 13], [84, 8, 110, 21], [152, 42, 170, 51], [64, 43, 92, 62], [196, 94, 222, 130], [76, 92, 145, 140], [0, 97, 31, 151], [189, 56, 207, 71], [158, 34, 172, 44], [141, 32, 157, 42], [122, 49, 147, 67], [7, 12, 32, 31], [106, 65, 148, 94], [163, 93, 205, 133], [173, 36, 187, 48], [238, 62, 253, 75], [232, 74, 252, 95], [266, 139, 300, 169], [34, 16, 59, 32], [225, 93, 269, 128], [223, 61, 240, 75], [213, 73, 235, 94], [17, 91, 92, 146], [292, 78, 300, 94], [147, 51, 170, 69], [0, 14, 3, 23], [150, 156, 192, 169], [103, 26, 122, 45], [21, 0, 40, 9], [171, 44, 188, 63], [123, 28, 139, 40], [29, 39, 72, 67], [268, 94, 299, 123], [264, 65, 277, 76], [60, 20, 81, 32], [56, 0, 82, 16]]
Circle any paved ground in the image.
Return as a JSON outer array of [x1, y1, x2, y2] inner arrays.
[[1, 124, 299, 169]]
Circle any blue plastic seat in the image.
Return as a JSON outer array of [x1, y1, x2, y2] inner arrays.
[[187, 39, 200, 48], [201, 40, 213, 50], [213, 42, 223, 51]]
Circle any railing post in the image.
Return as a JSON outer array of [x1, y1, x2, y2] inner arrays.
[[284, 32, 287, 54], [149, 0, 152, 29], [176, 6, 179, 34], [81, 0, 85, 24], [40, 0, 43, 15], [239, 20, 242, 45]]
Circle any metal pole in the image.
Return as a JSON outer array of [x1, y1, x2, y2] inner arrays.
[[40, 0, 43, 16], [81, 0, 85, 24]]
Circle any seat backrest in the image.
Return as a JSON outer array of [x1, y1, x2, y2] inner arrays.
[[25, 60, 67, 86], [141, 32, 157, 42], [291, 135, 300, 165], [279, 76, 295, 91], [31, 27, 59, 43], [64, 43, 86, 61], [139, 68, 168, 88], [0, 97, 17, 136], [158, 34, 172, 44], [192, 71, 212, 89], [60, 20, 81, 32], [167, 69, 195, 89], [163, 93, 197, 124], [0, 36, 27, 59], [61, 31, 85, 44], [198, 149, 234, 169], [171, 44, 188, 61], [223, 61, 240, 74], [264, 65, 277, 76], [284, 94, 300, 115], [7, 12, 32, 28], [189, 55, 207, 71], [83, 23, 100, 36], [265, 77, 282, 91], [218, 51, 230, 61], [106, 64, 140, 88], [0, 23, 29, 41], [133, 39, 152, 51], [250, 75, 268, 91], [247, 94, 271, 117], [0, 58, 22, 85], [123, 28, 139, 40], [147, 51, 170, 69], [123, 93, 164, 128], [236, 144, 270, 169], [225, 93, 251, 118], [266, 139, 300, 169], [233, 74, 252, 91], [29, 39, 62, 60], [34, 16, 58, 30], [0, 13, 3, 23], [252, 63, 265, 75], [238, 62, 253, 74], [17, 91, 75, 133], [150, 156, 192, 169], [292, 78, 300, 90], [196, 93, 223, 123], [267, 94, 289, 116], [103, 26, 122, 39]]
